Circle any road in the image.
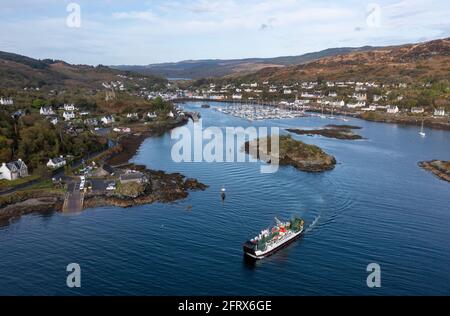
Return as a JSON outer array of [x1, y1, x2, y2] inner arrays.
[[63, 181, 84, 213]]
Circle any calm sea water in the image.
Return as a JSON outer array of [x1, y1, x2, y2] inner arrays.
[[1, 101, 449, 295]]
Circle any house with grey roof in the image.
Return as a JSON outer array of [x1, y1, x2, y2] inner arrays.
[[0, 159, 29, 181], [47, 157, 67, 169]]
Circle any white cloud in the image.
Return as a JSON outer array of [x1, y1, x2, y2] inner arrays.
[[0, 0, 448, 64], [112, 11, 158, 22]]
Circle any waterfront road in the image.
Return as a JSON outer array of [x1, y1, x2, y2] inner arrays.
[[64, 181, 84, 213]]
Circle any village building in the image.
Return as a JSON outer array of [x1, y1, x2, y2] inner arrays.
[[101, 115, 115, 124], [0, 97, 14, 106], [63, 111, 75, 121], [373, 95, 383, 102], [47, 157, 67, 169], [434, 108, 446, 116], [346, 101, 366, 109], [387, 105, 400, 114], [0, 159, 28, 181], [362, 105, 377, 111], [40, 107, 55, 116], [411, 107, 425, 114], [352, 93, 367, 101], [63, 104, 76, 111], [127, 113, 139, 120]]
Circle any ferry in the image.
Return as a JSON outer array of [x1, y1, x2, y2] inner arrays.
[[243, 216, 304, 259]]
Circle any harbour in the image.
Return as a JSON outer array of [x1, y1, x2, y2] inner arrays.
[[0, 101, 449, 295]]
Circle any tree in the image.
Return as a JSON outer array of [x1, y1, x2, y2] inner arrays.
[[17, 121, 60, 170], [32, 99, 48, 110]]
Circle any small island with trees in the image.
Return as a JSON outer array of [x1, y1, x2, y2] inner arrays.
[[244, 134, 336, 172]]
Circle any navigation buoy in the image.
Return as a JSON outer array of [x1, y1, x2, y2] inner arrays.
[[221, 187, 226, 201]]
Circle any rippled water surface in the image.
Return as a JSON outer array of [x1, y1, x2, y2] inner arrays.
[[1, 101, 449, 295]]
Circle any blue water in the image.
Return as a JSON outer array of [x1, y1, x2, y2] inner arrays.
[[0, 101, 449, 295]]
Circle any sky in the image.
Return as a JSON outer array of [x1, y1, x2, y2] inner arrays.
[[0, 0, 449, 65]]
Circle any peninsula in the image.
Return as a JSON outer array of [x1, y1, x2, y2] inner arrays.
[[419, 160, 450, 183]]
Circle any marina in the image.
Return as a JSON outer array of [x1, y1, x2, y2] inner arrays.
[[216, 103, 306, 121]]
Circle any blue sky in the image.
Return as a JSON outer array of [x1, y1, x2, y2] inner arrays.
[[0, 0, 449, 65]]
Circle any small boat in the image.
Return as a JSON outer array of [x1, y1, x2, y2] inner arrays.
[[319, 106, 326, 119], [419, 121, 426, 137], [221, 187, 226, 200]]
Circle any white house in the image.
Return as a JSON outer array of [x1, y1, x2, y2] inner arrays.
[[0, 97, 14, 106], [284, 89, 292, 95], [331, 100, 346, 107], [40, 107, 55, 116], [101, 115, 115, 124], [346, 101, 366, 109], [63, 111, 75, 121], [434, 108, 446, 116], [362, 105, 377, 111], [328, 92, 338, 98], [411, 107, 425, 114], [147, 112, 157, 119], [232, 94, 243, 100], [127, 113, 139, 119], [167, 111, 175, 118], [47, 157, 66, 169], [0, 159, 28, 181], [373, 95, 383, 102], [269, 88, 277, 93], [352, 93, 367, 101], [387, 105, 399, 114], [250, 83, 258, 88], [63, 104, 76, 111]]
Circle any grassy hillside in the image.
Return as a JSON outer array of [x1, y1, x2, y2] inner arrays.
[[0, 51, 166, 90], [112, 46, 376, 79], [236, 38, 450, 83]]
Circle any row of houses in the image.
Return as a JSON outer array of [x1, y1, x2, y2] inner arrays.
[[0, 156, 69, 181], [0, 97, 14, 106]]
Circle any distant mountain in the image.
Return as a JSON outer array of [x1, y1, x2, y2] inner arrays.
[[112, 46, 377, 79], [0, 51, 166, 90], [233, 37, 450, 83]]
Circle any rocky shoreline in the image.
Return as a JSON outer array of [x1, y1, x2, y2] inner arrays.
[[287, 124, 363, 140], [0, 166, 207, 223], [244, 135, 336, 172], [305, 108, 450, 131], [0, 192, 64, 223], [419, 160, 450, 183], [107, 117, 189, 166]]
